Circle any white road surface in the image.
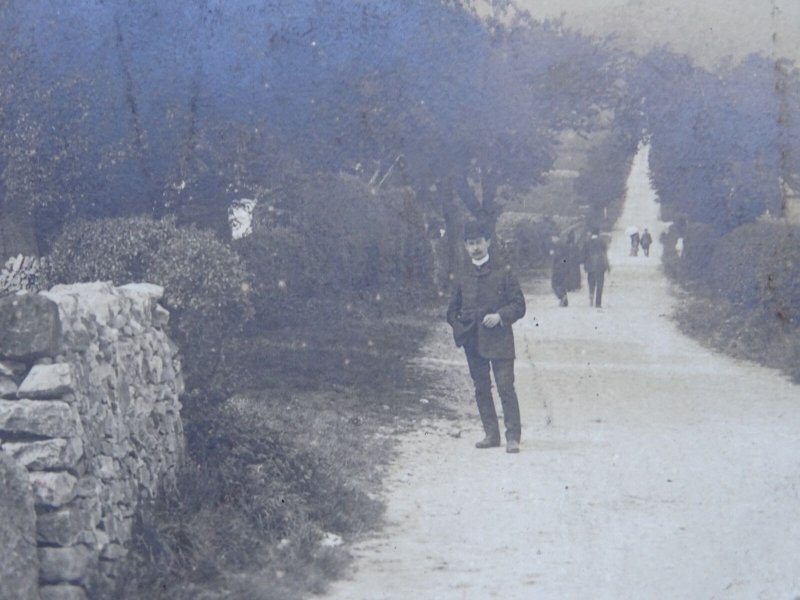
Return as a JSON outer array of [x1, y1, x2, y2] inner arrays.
[[324, 145, 800, 600]]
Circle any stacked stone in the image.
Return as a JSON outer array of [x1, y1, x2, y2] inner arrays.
[[0, 254, 43, 295], [0, 282, 185, 600], [0, 452, 39, 600]]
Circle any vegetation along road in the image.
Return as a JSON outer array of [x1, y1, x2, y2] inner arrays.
[[324, 145, 800, 600]]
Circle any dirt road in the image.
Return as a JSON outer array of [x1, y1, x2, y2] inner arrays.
[[325, 146, 800, 600]]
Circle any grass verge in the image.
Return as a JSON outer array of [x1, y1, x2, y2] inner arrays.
[[116, 307, 457, 600], [672, 288, 800, 384]]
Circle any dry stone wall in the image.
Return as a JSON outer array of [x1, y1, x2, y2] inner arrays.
[[0, 452, 39, 600], [0, 282, 185, 600]]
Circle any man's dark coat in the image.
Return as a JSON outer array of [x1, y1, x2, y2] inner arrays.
[[550, 241, 570, 299], [583, 237, 609, 273], [566, 240, 582, 291], [446, 254, 526, 359]]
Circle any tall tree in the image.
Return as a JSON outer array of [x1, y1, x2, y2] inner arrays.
[[0, 0, 622, 260], [638, 49, 786, 231]]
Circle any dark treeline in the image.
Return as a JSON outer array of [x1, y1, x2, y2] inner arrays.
[[640, 51, 798, 231], [0, 1, 622, 252], [635, 48, 800, 329]]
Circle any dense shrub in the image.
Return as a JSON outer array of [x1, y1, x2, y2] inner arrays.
[[237, 174, 434, 327], [234, 226, 310, 325], [710, 221, 800, 323], [683, 223, 719, 277], [46, 216, 254, 390], [496, 213, 559, 269], [46, 217, 173, 283], [293, 175, 433, 292], [662, 221, 720, 286]]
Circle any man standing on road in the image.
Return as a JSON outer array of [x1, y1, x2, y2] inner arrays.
[[640, 228, 653, 257], [447, 221, 526, 453], [583, 227, 610, 308]]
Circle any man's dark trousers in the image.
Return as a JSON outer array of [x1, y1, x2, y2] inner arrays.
[[463, 337, 521, 443], [588, 271, 605, 307]]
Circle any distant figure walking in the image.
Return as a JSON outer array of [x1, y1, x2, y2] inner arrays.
[[583, 228, 610, 308], [549, 235, 569, 307], [447, 220, 526, 454], [629, 229, 640, 256], [565, 230, 582, 293], [640, 228, 653, 257]]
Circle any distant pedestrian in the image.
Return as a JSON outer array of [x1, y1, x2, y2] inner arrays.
[[630, 230, 640, 256], [549, 235, 569, 307], [565, 230, 582, 292], [675, 237, 684, 258], [583, 228, 610, 308], [447, 220, 526, 454], [640, 228, 653, 257]]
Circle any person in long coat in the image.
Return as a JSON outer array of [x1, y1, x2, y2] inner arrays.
[[583, 227, 610, 308], [447, 220, 527, 453], [630, 231, 640, 256], [565, 230, 582, 292], [550, 235, 569, 306]]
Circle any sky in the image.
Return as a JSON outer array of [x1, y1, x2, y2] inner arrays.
[[478, 0, 800, 69]]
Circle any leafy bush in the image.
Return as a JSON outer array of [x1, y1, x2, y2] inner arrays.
[[46, 216, 254, 391], [496, 213, 558, 269], [293, 174, 433, 292], [661, 221, 720, 287], [710, 221, 800, 323], [236, 174, 434, 327], [46, 217, 172, 283], [683, 222, 719, 281]]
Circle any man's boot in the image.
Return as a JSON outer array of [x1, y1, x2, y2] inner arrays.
[[475, 436, 501, 449]]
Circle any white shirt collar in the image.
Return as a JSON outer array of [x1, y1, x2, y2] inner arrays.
[[471, 254, 490, 267]]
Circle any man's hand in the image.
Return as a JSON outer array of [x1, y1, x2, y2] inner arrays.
[[482, 313, 502, 328]]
